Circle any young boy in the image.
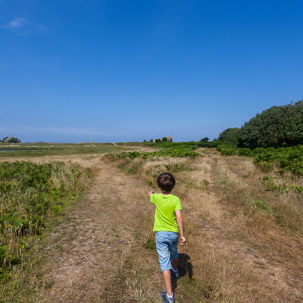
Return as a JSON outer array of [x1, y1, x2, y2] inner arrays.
[[149, 172, 186, 303]]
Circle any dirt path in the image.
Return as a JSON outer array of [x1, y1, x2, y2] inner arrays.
[[37, 158, 157, 303], [35, 152, 303, 303]]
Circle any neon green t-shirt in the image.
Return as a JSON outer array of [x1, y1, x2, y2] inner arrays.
[[150, 193, 182, 233]]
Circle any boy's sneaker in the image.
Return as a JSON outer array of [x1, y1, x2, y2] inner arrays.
[[171, 268, 180, 279], [161, 290, 175, 303]]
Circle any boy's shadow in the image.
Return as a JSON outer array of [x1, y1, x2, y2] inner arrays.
[[172, 253, 193, 291]]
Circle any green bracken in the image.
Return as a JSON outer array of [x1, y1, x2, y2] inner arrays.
[[0, 161, 91, 282], [217, 144, 303, 176]]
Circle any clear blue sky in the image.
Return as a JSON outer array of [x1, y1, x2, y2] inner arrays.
[[1, 0, 302, 143]]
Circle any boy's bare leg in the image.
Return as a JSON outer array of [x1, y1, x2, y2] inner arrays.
[[163, 270, 173, 296], [171, 258, 178, 271]]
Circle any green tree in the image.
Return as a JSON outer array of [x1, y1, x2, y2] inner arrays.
[[200, 137, 209, 143], [218, 128, 241, 145], [2, 137, 22, 143], [238, 100, 303, 148]]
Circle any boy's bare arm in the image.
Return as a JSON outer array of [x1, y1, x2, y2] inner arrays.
[[148, 191, 155, 197], [175, 209, 187, 245]]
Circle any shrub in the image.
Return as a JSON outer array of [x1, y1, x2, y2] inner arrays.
[[217, 144, 303, 176], [2, 137, 22, 143], [200, 137, 209, 143]]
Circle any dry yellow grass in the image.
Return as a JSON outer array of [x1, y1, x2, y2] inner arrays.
[[3, 150, 303, 302], [110, 151, 303, 302]]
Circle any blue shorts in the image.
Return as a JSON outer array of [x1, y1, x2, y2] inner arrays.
[[155, 231, 179, 272]]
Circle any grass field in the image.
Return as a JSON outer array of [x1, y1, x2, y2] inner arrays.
[[105, 148, 303, 302], [1, 143, 303, 302], [0, 143, 131, 158]]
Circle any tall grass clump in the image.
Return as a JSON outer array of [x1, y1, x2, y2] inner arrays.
[[0, 161, 91, 282]]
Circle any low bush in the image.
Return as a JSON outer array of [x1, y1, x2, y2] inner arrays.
[[107, 145, 199, 160], [145, 140, 218, 149], [217, 144, 303, 177], [262, 175, 303, 196], [111, 140, 219, 160]]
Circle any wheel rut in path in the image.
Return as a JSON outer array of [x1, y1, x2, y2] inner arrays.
[[38, 160, 148, 303], [203, 154, 303, 301]]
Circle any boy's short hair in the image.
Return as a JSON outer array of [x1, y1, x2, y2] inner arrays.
[[157, 172, 175, 193]]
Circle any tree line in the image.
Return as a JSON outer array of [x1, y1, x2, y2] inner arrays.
[[218, 100, 303, 148]]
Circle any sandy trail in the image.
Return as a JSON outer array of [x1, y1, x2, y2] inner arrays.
[[38, 158, 150, 303], [35, 152, 303, 303]]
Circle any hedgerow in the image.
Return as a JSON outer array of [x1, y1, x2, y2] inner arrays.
[[145, 141, 218, 149], [107, 148, 197, 160], [107, 142, 206, 160]]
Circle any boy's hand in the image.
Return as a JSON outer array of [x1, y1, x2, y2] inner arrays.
[[149, 191, 155, 197], [180, 236, 187, 246]]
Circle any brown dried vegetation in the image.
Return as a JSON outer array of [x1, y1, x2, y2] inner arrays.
[[2, 149, 303, 302], [104, 151, 303, 302]]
